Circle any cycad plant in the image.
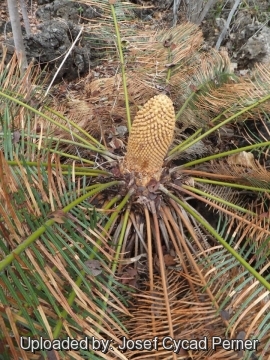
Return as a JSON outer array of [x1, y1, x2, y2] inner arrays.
[[0, 1, 270, 359]]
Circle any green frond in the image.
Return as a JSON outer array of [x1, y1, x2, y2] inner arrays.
[[201, 220, 270, 358], [0, 153, 129, 359]]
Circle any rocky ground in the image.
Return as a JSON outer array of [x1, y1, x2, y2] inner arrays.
[[1, 0, 270, 82]]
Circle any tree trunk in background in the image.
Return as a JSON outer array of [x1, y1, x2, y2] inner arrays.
[[215, 0, 241, 50], [197, 0, 218, 25], [19, 0, 31, 35], [7, 0, 28, 70]]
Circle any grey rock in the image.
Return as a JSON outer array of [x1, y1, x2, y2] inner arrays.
[[241, 25, 270, 64], [36, 0, 102, 22]]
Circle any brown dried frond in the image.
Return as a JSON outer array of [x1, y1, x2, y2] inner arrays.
[[85, 73, 160, 108], [0, 49, 45, 132], [118, 220, 269, 358], [124, 23, 202, 79], [197, 187, 270, 244], [212, 152, 270, 188], [0, 48, 42, 95], [195, 183, 246, 213], [122, 269, 264, 359], [182, 151, 270, 245], [192, 63, 270, 121], [55, 23, 205, 141], [121, 95, 175, 186], [63, 99, 100, 137]]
